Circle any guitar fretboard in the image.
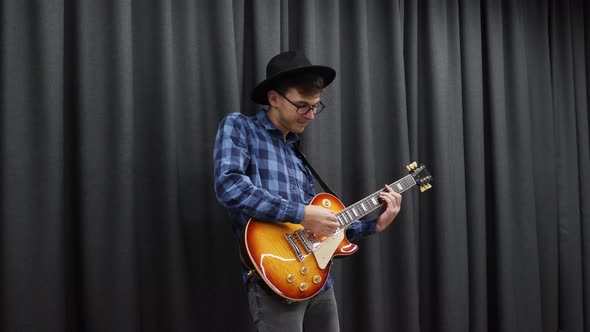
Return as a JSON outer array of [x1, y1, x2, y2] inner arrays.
[[336, 174, 416, 229]]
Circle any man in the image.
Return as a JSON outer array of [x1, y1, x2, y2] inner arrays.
[[213, 51, 402, 332]]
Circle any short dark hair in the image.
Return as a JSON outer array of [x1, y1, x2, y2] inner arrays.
[[272, 72, 325, 97]]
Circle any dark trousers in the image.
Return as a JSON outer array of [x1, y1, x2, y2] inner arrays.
[[247, 280, 340, 332]]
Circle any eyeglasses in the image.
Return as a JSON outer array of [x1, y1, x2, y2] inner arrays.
[[277, 91, 326, 115]]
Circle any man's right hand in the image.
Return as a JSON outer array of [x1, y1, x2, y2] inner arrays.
[[300, 205, 339, 236]]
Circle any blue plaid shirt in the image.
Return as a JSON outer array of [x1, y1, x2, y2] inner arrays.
[[213, 111, 377, 291]]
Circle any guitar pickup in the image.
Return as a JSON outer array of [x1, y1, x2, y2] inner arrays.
[[285, 233, 305, 261]]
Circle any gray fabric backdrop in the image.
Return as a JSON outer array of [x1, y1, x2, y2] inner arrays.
[[1, 0, 588, 331]]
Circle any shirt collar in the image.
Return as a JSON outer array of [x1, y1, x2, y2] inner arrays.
[[256, 110, 300, 144]]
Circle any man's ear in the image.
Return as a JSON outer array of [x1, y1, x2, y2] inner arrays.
[[267, 90, 279, 106]]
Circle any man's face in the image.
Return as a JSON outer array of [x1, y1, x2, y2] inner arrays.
[[267, 88, 321, 136]]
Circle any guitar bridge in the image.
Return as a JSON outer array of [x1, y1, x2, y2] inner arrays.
[[285, 233, 305, 261], [285, 229, 321, 262], [295, 229, 321, 253]]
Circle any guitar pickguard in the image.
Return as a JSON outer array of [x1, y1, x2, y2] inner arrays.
[[313, 231, 344, 269]]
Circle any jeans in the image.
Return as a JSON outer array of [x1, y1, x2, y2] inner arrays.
[[247, 280, 340, 332]]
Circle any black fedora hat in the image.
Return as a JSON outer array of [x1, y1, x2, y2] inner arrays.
[[250, 51, 336, 105]]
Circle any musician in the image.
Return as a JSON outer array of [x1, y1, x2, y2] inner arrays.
[[213, 50, 402, 332]]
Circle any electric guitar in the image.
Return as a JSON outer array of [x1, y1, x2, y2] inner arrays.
[[241, 162, 432, 301]]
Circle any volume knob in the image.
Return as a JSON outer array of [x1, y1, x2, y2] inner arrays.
[[312, 275, 322, 284]]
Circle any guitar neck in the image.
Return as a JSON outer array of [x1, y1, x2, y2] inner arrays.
[[336, 174, 416, 229]]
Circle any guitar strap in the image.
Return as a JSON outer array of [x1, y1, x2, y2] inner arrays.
[[293, 141, 339, 198]]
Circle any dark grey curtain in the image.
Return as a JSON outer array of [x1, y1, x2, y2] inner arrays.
[[1, 0, 588, 331]]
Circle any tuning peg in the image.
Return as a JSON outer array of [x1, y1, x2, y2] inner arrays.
[[406, 162, 418, 171], [419, 183, 432, 192]]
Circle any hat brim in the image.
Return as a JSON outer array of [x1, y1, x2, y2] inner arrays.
[[250, 65, 336, 105]]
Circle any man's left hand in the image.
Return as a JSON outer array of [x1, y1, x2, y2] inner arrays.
[[376, 184, 402, 232]]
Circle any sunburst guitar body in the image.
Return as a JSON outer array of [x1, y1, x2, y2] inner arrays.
[[241, 162, 432, 301]]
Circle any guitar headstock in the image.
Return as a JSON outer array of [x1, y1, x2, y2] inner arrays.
[[406, 162, 433, 192]]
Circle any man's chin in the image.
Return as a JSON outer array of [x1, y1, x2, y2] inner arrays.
[[293, 127, 305, 134], [296, 123, 309, 133]]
